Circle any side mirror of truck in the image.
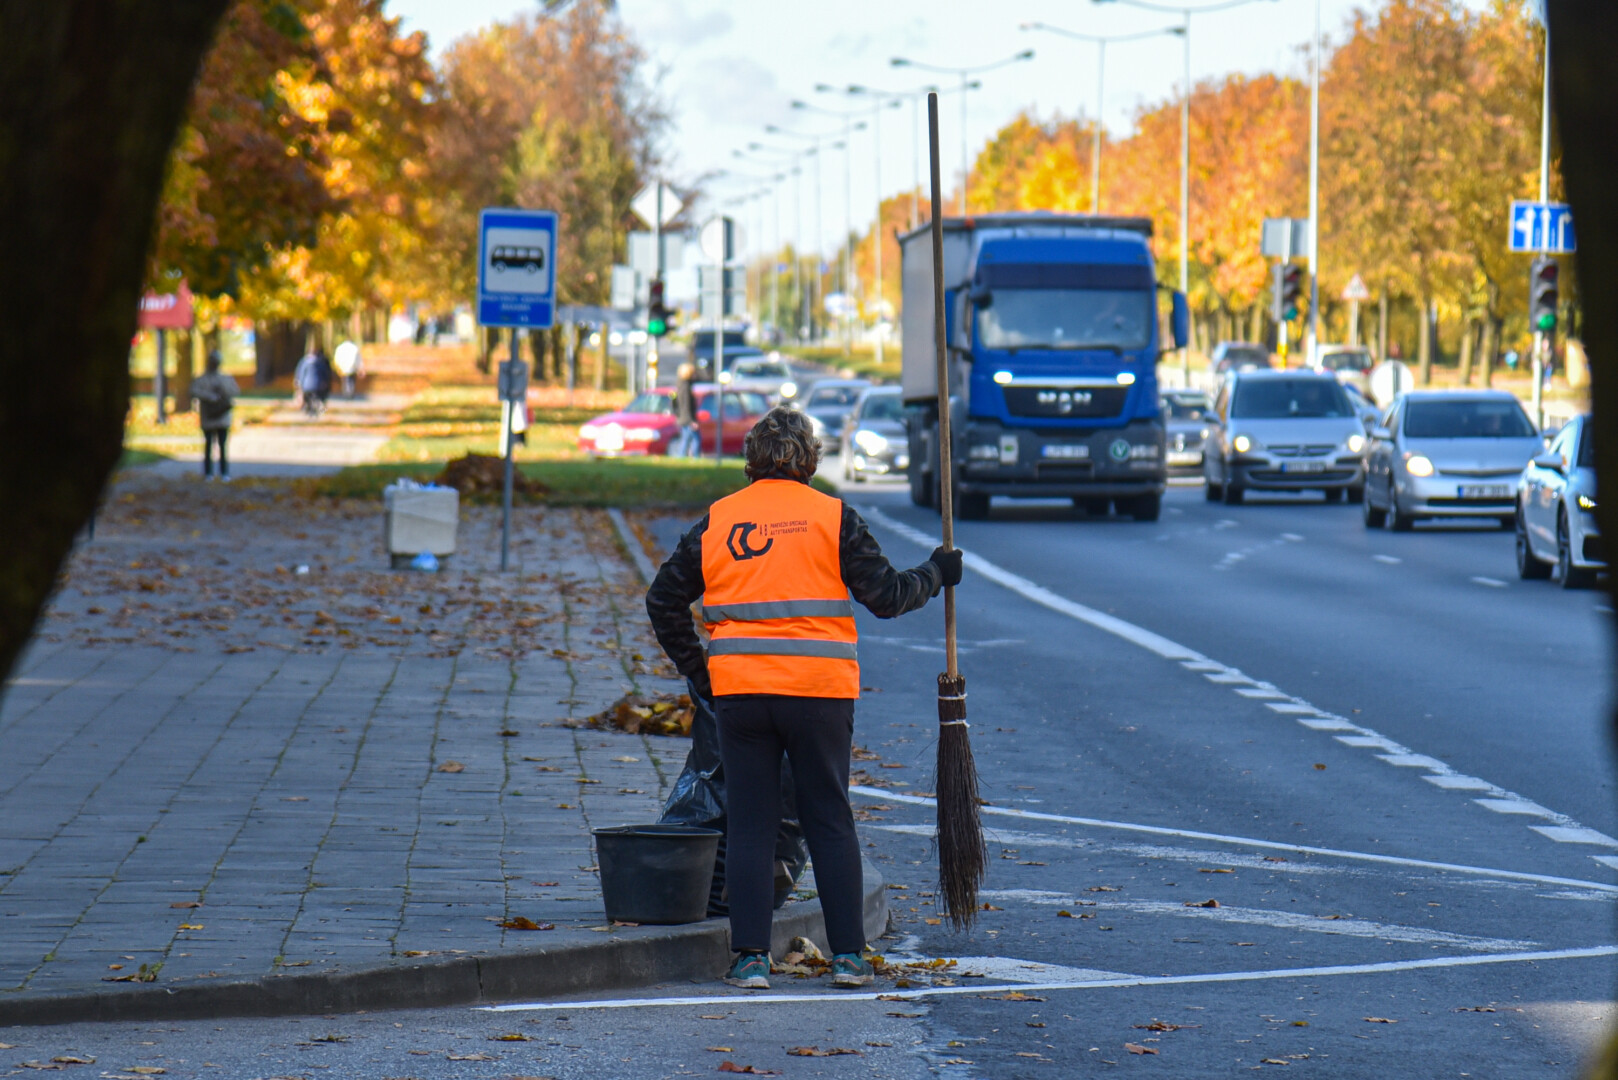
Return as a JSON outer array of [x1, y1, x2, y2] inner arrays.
[[1170, 291, 1190, 351], [968, 281, 993, 308]]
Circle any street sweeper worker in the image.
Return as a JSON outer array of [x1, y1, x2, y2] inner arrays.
[[646, 406, 963, 990]]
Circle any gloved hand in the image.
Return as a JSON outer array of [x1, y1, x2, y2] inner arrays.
[[929, 545, 963, 588], [687, 665, 714, 703]]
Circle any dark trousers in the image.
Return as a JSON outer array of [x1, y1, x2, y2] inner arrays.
[[715, 694, 863, 955], [203, 429, 229, 477]]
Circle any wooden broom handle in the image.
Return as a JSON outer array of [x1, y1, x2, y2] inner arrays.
[[926, 92, 959, 680]]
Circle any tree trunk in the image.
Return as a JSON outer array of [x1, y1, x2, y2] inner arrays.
[[1480, 316, 1497, 389], [1458, 317, 1475, 386], [1378, 287, 1389, 363], [1418, 297, 1434, 385], [0, 0, 230, 680], [173, 328, 196, 414]]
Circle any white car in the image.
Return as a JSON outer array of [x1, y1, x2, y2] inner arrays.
[[1516, 413, 1603, 587]]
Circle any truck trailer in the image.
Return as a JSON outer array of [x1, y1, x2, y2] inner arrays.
[[901, 212, 1188, 521]]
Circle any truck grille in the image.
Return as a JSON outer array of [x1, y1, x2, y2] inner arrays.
[[1004, 386, 1128, 419], [1036, 463, 1094, 481]]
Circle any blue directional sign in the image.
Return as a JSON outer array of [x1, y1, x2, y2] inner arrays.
[[478, 208, 558, 328], [1509, 200, 1576, 254]]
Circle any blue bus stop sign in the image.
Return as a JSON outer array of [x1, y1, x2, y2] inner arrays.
[[478, 208, 558, 328]]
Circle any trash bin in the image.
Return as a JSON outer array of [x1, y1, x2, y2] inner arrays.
[[593, 824, 722, 925], [384, 482, 458, 569]]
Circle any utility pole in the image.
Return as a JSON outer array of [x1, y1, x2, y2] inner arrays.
[[1306, 0, 1321, 363]]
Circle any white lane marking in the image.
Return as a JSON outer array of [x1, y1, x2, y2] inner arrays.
[[475, 946, 1618, 1012], [1206, 672, 1256, 684], [1181, 660, 1227, 672], [1299, 717, 1366, 732], [1335, 735, 1400, 750], [1378, 753, 1449, 769], [1236, 687, 1289, 699], [1532, 826, 1618, 847], [1282, 533, 1305, 542], [1475, 798, 1559, 818], [859, 506, 1609, 869], [862, 507, 1198, 661], [1471, 575, 1509, 588], [983, 889, 1537, 952], [1215, 519, 1239, 529], [1423, 775, 1495, 791], [848, 786, 1618, 894], [1594, 856, 1618, 871], [1268, 702, 1324, 715], [1372, 554, 1402, 564]]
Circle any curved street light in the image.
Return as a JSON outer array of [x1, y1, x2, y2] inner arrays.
[[890, 48, 1035, 214]]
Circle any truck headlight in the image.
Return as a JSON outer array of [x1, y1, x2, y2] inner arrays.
[[855, 430, 889, 455]]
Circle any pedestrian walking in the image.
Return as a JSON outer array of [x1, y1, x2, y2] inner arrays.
[[190, 350, 238, 481], [333, 338, 362, 398], [295, 345, 333, 417], [645, 406, 962, 990], [674, 362, 700, 457]]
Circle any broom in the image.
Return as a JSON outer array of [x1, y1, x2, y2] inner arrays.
[[926, 91, 986, 931]]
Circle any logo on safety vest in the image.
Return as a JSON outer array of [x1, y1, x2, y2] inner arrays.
[[726, 521, 774, 561]]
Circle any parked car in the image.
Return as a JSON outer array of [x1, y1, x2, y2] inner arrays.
[[1203, 370, 1367, 504], [795, 378, 870, 454], [840, 387, 910, 482], [722, 354, 799, 404], [1210, 341, 1272, 376], [1361, 390, 1541, 530], [577, 386, 769, 456], [1161, 389, 1212, 476], [1312, 344, 1375, 397], [1516, 413, 1602, 587]]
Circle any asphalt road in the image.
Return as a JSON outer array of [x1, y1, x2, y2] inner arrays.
[[7, 482, 1614, 1077]]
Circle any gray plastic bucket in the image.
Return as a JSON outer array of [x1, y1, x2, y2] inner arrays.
[[593, 824, 722, 925]]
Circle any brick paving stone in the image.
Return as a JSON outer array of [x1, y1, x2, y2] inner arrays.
[[0, 473, 695, 1001]]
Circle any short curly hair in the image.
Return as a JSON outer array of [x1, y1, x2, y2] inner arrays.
[[743, 406, 821, 482]]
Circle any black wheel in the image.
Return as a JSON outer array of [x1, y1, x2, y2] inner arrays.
[[1083, 497, 1110, 516], [1126, 493, 1162, 522], [957, 491, 990, 520], [1516, 511, 1551, 580], [1498, 515, 1515, 530], [1386, 495, 1414, 532], [1323, 488, 1344, 503], [1205, 479, 1222, 501], [1557, 511, 1597, 589], [1346, 484, 1365, 504], [1223, 483, 1244, 506], [1362, 493, 1386, 528]]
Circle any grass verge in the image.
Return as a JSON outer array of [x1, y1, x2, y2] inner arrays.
[[778, 345, 900, 384], [119, 448, 171, 468]]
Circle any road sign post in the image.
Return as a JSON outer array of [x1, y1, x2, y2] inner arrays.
[[478, 207, 557, 571], [1341, 274, 1371, 346], [702, 216, 736, 466], [1509, 200, 1576, 254]]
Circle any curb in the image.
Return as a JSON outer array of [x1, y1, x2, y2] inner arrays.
[[0, 862, 887, 1027]]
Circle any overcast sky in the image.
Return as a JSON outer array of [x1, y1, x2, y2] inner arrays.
[[392, 0, 1500, 257]]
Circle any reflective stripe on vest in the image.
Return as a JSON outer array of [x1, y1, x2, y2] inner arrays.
[[701, 598, 855, 622], [707, 637, 858, 660]]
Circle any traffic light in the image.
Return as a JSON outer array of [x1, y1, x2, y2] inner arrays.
[[1529, 256, 1559, 335], [647, 277, 670, 337], [1280, 263, 1304, 322]]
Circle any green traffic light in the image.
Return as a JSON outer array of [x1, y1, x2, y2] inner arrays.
[[1284, 306, 1298, 321], [1536, 313, 1556, 332], [649, 318, 667, 336]]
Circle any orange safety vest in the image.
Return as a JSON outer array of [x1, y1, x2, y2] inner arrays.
[[700, 479, 859, 699]]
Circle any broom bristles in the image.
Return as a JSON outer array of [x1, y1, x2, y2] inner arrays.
[[936, 672, 985, 929]]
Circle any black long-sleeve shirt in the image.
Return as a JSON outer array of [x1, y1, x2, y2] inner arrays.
[[645, 494, 942, 682]]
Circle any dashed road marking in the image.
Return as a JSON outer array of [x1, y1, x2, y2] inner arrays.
[[1301, 717, 1363, 731], [1378, 753, 1449, 769], [1282, 533, 1305, 542], [1373, 554, 1402, 564], [859, 505, 1618, 875], [1475, 798, 1559, 818], [1236, 687, 1289, 699]]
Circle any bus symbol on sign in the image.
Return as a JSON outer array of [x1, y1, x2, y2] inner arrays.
[[491, 246, 546, 274]]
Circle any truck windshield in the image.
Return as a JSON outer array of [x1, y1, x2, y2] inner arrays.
[[978, 289, 1152, 351]]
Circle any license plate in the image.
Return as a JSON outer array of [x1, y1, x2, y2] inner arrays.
[[1041, 444, 1089, 460], [1280, 460, 1326, 473], [1167, 450, 1202, 466], [595, 427, 624, 451], [1458, 484, 1511, 499]]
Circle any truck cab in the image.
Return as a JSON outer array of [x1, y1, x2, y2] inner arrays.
[[901, 213, 1187, 521]]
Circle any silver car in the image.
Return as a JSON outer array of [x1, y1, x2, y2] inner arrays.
[[796, 378, 870, 454], [1203, 370, 1367, 505], [1362, 390, 1541, 531], [840, 387, 910, 482], [1516, 413, 1603, 587]]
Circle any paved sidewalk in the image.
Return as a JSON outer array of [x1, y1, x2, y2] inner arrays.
[[1, 475, 888, 1022]]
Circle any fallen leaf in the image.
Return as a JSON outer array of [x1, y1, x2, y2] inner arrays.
[[1292, 1020, 1310, 1026], [169, 902, 201, 909], [1455, 1006, 1496, 1013], [612, 755, 640, 763], [446, 1053, 497, 1061], [716, 1064, 778, 1075], [19, 1064, 64, 1072], [1087, 886, 1119, 892], [1313, 763, 1327, 770], [923, 918, 942, 926], [1056, 909, 1074, 918], [280, 796, 308, 802], [400, 950, 433, 957], [989, 991, 1045, 1001], [705, 1047, 734, 1053], [177, 924, 203, 931], [492, 1033, 532, 1041], [436, 761, 465, 773], [1135, 1021, 1197, 1031], [1125, 1043, 1158, 1055], [880, 763, 905, 769], [787, 1047, 860, 1056], [1185, 899, 1220, 908], [498, 917, 554, 931], [532, 882, 559, 887], [1016, 1052, 1046, 1058], [699, 1015, 728, 1020], [129, 1070, 166, 1076], [1262, 1059, 1290, 1065], [1198, 868, 1235, 874], [310, 1034, 346, 1043], [499, 730, 519, 737], [51, 1057, 95, 1065], [1363, 1017, 1397, 1024], [866, 1041, 893, 1047], [943, 1059, 974, 1066], [1263, 856, 1288, 863], [0, 1043, 13, 1049]]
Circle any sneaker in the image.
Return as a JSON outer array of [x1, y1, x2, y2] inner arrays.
[[830, 953, 874, 988], [723, 952, 770, 989]]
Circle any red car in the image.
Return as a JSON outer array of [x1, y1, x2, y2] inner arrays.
[[577, 386, 770, 456]]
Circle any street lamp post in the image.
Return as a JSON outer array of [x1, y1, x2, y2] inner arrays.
[[742, 142, 812, 343], [792, 100, 867, 354], [1092, 0, 1278, 385], [890, 49, 1035, 215], [767, 124, 838, 343], [1019, 21, 1184, 213]]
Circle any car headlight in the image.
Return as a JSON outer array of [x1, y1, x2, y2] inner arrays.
[[624, 427, 660, 441], [580, 424, 599, 440], [1345, 433, 1365, 454], [1404, 453, 1435, 477], [718, 371, 733, 384], [855, 429, 890, 455], [1232, 434, 1260, 454], [780, 381, 798, 399], [1578, 493, 1598, 511]]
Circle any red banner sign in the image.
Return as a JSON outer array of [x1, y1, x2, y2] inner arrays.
[[137, 283, 194, 330]]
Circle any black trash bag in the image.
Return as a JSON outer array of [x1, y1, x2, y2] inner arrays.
[[658, 677, 808, 916]]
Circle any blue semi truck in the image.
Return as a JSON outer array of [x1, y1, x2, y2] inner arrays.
[[901, 212, 1189, 521]]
